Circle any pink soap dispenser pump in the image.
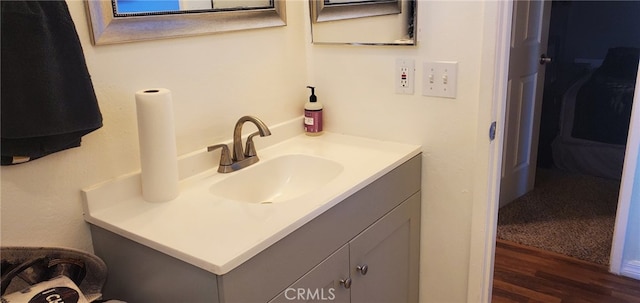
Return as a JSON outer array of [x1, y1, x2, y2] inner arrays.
[[304, 86, 323, 136]]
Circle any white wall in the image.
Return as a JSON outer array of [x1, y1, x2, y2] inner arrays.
[[1, 0, 309, 252], [309, 1, 498, 301], [1, 1, 501, 302]]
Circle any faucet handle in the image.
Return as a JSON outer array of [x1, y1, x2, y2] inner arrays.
[[244, 132, 261, 157], [207, 144, 232, 166]]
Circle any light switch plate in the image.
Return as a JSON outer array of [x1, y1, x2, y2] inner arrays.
[[422, 61, 458, 98]]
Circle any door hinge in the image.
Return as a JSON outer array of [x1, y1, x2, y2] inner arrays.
[[489, 121, 497, 141]]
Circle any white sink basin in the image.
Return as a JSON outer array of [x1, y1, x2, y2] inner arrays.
[[208, 154, 344, 204]]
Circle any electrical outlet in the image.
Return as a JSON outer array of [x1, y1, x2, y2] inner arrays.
[[422, 61, 458, 98], [396, 58, 415, 95]]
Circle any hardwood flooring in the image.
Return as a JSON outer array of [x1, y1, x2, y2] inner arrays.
[[492, 239, 640, 303]]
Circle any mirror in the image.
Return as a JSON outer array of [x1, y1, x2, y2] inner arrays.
[[112, 0, 271, 15], [310, 0, 416, 45], [85, 0, 286, 45]]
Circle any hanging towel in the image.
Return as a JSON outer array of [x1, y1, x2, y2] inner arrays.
[[1, 0, 103, 165]]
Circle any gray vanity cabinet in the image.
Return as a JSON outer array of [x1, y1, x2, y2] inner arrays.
[[269, 244, 351, 303], [90, 154, 421, 303], [270, 193, 420, 303], [350, 193, 420, 303]]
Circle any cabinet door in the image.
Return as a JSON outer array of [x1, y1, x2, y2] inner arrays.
[[269, 244, 351, 303], [349, 193, 421, 303]]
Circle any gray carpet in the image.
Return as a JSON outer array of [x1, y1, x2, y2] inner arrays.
[[497, 168, 620, 266]]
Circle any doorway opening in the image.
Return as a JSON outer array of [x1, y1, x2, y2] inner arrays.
[[496, 1, 640, 266]]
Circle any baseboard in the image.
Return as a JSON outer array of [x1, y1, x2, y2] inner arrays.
[[621, 260, 640, 280]]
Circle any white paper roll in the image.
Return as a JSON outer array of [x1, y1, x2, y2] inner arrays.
[[135, 88, 180, 202]]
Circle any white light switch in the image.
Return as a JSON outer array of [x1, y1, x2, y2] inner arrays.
[[422, 61, 458, 98]]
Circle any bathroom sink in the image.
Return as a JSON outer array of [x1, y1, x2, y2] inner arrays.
[[209, 154, 343, 204], [82, 126, 422, 275]]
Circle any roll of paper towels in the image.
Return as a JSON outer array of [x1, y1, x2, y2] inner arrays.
[[135, 88, 180, 202]]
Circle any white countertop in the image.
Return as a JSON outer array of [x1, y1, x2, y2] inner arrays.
[[82, 128, 420, 275]]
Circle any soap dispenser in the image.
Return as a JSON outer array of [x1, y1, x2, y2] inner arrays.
[[304, 86, 323, 136]]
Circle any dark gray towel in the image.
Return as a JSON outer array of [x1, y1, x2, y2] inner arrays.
[[1, 0, 103, 165]]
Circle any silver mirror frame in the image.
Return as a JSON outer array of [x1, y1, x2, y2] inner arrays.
[[311, 0, 401, 23], [85, 0, 286, 45], [309, 0, 416, 46]]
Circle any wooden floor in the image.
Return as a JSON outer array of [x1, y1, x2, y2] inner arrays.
[[492, 239, 640, 303]]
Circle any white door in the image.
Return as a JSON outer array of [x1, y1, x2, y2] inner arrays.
[[610, 61, 640, 279], [499, 0, 552, 207]]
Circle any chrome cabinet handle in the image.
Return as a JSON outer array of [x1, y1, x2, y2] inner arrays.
[[339, 278, 352, 289], [356, 264, 368, 275]]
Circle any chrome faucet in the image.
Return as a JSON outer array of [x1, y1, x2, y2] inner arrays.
[[207, 116, 271, 173]]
